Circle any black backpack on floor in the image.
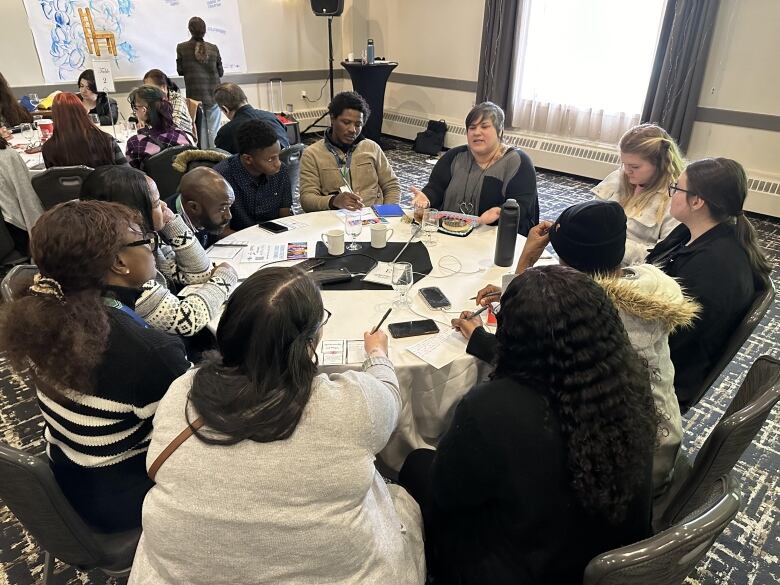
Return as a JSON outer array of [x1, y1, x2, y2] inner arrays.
[[413, 119, 447, 155]]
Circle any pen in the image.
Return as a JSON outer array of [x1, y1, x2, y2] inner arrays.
[[469, 304, 492, 318], [469, 292, 501, 301], [211, 243, 249, 247], [370, 308, 393, 334]]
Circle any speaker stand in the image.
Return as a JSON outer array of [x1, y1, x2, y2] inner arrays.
[[303, 16, 336, 135]]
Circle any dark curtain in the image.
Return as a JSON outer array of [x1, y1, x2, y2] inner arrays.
[[642, 0, 721, 152], [476, 0, 520, 111]]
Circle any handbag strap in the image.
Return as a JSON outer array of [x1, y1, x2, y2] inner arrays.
[[148, 416, 204, 481]]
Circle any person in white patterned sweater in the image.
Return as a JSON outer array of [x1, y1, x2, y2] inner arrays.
[[80, 166, 237, 337], [0, 201, 190, 532]]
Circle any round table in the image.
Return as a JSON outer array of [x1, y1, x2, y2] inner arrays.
[[207, 211, 529, 470]]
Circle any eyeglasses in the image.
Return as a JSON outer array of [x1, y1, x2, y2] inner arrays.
[[125, 232, 159, 253], [319, 308, 332, 330], [668, 183, 697, 198], [130, 104, 148, 112]]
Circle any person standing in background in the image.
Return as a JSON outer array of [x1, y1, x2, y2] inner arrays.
[[176, 16, 223, 148]]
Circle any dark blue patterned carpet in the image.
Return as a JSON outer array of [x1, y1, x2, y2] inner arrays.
[[0, 137, 777, 584]]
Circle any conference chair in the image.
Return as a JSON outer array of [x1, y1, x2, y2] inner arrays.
[[280, 143, 305, 196], [1, 263, 38, 302], [0, 218, 27, 267], [142, 145, 195, 200], [681, 280, 775, 414], [583, 473, 741, 585], [0, 441, 140, 584], [653, 355, 780, 531], [186, 98, 207, 149], [30, 166, 94, 210]]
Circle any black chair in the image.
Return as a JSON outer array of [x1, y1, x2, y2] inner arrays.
[[654, 355, 780, 531], [0, 441, 141, 583], [583, 473, 741, 585], [0, 263, 38, 302], [141, 144, 195, 200], [30, 166, 94, 210], [194, 102, 207, 149], [0, 218, 28, 266], [682, 280, 775, 414], [280, 143, 305, 196]]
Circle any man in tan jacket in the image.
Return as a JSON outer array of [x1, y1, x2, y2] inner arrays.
[[299, 91, 400, 212]]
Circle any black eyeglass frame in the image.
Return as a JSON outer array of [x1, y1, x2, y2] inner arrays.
[[125, 232, 160, 253], [668, 183, 698, 198]]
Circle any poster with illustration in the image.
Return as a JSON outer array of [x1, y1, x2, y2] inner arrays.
[[23, 0, 246, 83]]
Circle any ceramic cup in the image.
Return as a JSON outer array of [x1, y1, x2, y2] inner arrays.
[[370, 224, 394, 249], [321, 229, 345, 255]]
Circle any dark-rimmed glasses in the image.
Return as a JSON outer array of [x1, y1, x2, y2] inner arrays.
[[125, 232, 160, 253], [668, 183, 697, 198]]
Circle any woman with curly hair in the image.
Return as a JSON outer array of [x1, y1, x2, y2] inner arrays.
[[0, 200, 189, 532], [593, 123, 685, 264], [400, 265, 657, 585]]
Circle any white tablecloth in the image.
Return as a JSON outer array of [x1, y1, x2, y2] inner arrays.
[[208, 211, 528, 470]]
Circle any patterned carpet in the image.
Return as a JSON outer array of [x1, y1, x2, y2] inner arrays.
[[0, 137, 777, 584]]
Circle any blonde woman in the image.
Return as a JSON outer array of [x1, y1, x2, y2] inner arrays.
[[593, 124, 684, 265]]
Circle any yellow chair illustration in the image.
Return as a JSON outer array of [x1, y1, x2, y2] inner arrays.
[[78, 7, 117, 57]]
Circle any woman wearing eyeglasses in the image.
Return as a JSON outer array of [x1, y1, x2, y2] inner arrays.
[[0, 201, 190, 532], [592, 124, 685, 265], [128, 267, 426, 585], [80, 166, 237, 341], [646, 158, 772, 410], [125, 85, 191, 169]]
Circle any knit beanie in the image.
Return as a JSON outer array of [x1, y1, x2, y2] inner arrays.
[[548, 200, 627, 273]]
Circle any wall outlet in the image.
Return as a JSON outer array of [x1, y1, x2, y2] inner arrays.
[[300, 90, 307, 99], [286, 103, 294, 113]]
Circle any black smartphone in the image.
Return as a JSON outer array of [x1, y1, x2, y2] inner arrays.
[[388, 319, 440, 339], [419, 286, 451, 309], [258, 220, 288, 234]]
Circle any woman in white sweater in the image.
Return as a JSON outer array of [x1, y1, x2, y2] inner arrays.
[[129, 266, 425, 585]]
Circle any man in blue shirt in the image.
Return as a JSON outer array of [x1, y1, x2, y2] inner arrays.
[[214, 82, 289, 154], [213, 119, 293, 231]]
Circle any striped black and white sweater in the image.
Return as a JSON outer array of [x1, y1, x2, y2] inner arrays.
[[29, 306, 190, 531]]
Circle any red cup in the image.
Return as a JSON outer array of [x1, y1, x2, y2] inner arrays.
[[38, 119, 54, 141]]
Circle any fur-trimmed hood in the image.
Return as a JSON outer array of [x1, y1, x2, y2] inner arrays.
[[172, 149, 229, 173], [595, 264, 700, 333]]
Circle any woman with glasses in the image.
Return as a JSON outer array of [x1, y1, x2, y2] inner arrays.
[[129, 267, 426, 585], [76, 69, 118, 125], [125, 85, 191, 169], [647, 158, 772, 410], [0, 200, 190, 532], [592, 123, 685, 265], [81, 165, 237, 341], [142, 68, 194, 139], [399, 266, 657, 585]]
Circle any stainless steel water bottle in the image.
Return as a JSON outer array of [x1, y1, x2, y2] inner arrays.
[[366, 39, 375, 64], [494, 199, 520, 267]]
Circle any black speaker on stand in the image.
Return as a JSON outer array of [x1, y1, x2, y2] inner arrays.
[[303, 0, 344, 135]]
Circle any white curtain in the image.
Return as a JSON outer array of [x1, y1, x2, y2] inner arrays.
[[509, 0, 667, 144]]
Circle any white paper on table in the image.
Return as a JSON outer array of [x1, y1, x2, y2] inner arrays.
[[346, 340, 368, 364], [336, 207, 378, 222], [407, 329, 467, 369], [275, 216, 309, 230], [208, 246, 242, 259], [318, 340, 346, 365], [362, 261, 394, 286], [242, 243, 287, 264]]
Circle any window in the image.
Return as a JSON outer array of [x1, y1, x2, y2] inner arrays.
[[509, 0, 667, 143]]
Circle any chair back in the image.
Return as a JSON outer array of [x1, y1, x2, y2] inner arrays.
[[583, 474, 741, 585], [280, 143, 305, 196], [660, 355, 780, 528], [0, 440, 140, 571], [31, 166, 94, 210], [0, 218, 22, 265], [1, 264, 38, 302], [683, 280, 775, 413], [141, 145, 194, 200]]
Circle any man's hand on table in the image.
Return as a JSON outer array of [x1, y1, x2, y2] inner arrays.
[[332, 191, 363, 211]]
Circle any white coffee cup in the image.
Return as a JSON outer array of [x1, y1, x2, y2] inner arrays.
[[321, 229, 345, 255], [370, 224, 394, 249]]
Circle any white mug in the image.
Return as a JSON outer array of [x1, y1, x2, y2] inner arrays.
[[321, 229, 345, 255], [370, 224, 394, 249]]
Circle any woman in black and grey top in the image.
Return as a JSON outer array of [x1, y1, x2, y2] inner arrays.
[[0, 201, 189, 532], [411, 102, 539, 236]]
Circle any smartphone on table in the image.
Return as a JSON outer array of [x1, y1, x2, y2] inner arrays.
[[258, 220, 288, 234], [388, 319, 440, 339], [418, 287, 451, 310]]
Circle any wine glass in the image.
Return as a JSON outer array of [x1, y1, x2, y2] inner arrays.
[[391, 262, 413, 307], [344, 210, 362, 251], [89, 113, 101, 125], [423, 208, 439, 246], [20, 123, 34, 147], [28, 93, 39, 111]]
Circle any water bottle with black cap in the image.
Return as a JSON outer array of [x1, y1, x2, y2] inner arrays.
[[494, 199, 519, 267]]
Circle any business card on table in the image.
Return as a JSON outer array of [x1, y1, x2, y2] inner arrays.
[[316, 340, 370, 365]]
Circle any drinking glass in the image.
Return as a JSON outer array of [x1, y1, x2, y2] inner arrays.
[[391, 262, 413, 307], [20, 123, 34, 147], [344, 210, 362, 251], [89, 113, 101, 125], [28, 93, 39, 110], [423, 208, 439, 246]]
